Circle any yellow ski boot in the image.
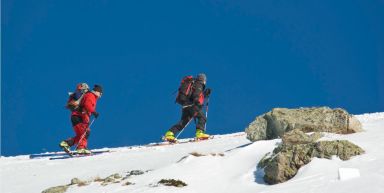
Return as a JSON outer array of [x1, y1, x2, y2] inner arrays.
[[163, 131, 177, 143], [196, 129, 210, 140]]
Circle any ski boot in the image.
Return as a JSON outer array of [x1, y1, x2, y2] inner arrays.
[[59, 141, 71, 154], [76, 148, 92, 155], [195, 129, 210, 140], [163, 131, 177, 143]]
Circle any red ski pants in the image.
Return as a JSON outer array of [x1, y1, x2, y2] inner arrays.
[[67, 115, 90, 149], [72, 123, 90, 149]]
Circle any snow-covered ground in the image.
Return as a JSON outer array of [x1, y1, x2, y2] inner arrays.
[[1, 112, 384, 193]]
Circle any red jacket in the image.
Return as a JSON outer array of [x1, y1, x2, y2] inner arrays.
[[72, 92, 98, 124]]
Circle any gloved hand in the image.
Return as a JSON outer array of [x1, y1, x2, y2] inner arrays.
[[85, 128, 91, 139], [204, 88, 212, 97], [92, 111, 99, 118]]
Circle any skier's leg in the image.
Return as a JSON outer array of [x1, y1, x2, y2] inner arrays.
[[74, 123, 88, 149], [60, 115, 81, 151], [194, 108, 209, 139], [195, 109, 206, 131], [65, 116, 83, 146], [169, 107, 194, 134]]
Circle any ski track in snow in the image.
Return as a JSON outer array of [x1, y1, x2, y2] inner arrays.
[[1, 113, 384, 193]]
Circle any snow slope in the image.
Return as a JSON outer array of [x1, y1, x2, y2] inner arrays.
[[1, 113, 384, 193]]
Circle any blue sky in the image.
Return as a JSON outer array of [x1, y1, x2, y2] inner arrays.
[[2, 0, 383, 156]]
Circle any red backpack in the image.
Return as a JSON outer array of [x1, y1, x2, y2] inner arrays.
[[175, 76, 195, 105]]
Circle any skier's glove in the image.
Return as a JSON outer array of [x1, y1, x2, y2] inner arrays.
[[204, 88, 212, 97], [92, 111, 99, 118]]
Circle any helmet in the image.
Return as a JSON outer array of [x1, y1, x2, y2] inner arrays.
[[196, 73, 207, 84], [76, 83, 89, 92]]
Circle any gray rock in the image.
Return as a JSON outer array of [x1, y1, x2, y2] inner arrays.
[[246, 107, 362, 142], [70, 178, 89, 186], [282, 130, 323, 145], [41, 185, 69, 193], [100, 173, 123, 186], [70, 178, 81, 185], [104, 176, 116, 183], [260, 140, 364, 184], [112, 173, 122, 179], [130, 170, 145, 176], [122, 181, 135, 186], [158, 179, 187, 187]]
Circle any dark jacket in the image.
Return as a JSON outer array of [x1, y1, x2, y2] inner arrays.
[[191, 80, 205, 106]]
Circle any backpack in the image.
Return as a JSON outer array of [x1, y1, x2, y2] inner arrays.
[[66, 83, 89, 111], [175, 76, 195, 105]]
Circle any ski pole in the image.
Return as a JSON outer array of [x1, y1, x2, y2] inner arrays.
[[175, 117, 193, 140], [204, 97, 210, 130], [74, 118, 96, 150]]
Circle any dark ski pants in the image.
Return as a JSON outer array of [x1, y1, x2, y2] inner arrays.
[[169, 105, 206, 134]]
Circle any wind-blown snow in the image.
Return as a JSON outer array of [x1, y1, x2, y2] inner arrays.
[[1, 113, 384, 193]]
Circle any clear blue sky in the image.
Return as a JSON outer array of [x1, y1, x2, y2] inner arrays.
[[2, 0, 383, 156]]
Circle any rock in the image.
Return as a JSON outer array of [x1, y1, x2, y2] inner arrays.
[[123, 170, 145, 180], [41, 185, 69, 193], [70, 178, 81, 185], [112, 173, 122, 179], [246, 107, 363, 142], [128, 170, 145, 176], [261, 140, 364, 184], [158, 179, 187, 187], [70, 178, 89, 186], [104, 176, 116, 183], [122, 181, 135, 186], [189, 152, 206, 157], [93, 176, 104, 182], [315, 140, 365, 160], [282, 130, 323, 145]]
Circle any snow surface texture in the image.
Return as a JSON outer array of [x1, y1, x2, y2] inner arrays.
[[1, 113, 384, 193]]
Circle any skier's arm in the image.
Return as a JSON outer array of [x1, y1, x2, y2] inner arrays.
[[192, 83, 204, 105], [82, 96, 96, 114]]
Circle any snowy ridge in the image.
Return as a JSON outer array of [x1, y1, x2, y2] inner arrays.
[[354, 112, 384, 123], [1, 113, 384, 193]]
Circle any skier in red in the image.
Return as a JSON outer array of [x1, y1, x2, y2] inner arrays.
[[60, 85, 103, 154]]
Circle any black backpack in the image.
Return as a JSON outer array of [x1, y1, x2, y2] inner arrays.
[[175, 76, 195, 105]]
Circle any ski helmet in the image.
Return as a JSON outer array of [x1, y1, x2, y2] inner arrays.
[[77, 83, 89, 92], [196, 73, 207, 84]]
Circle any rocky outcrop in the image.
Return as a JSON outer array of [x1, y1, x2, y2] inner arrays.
[[259, 140, 365, 184], [246, 107, 362, 142]]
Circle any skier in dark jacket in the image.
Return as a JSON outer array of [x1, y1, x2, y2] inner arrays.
[[59, 84, 103, 154], [164, 73, 212, 142]]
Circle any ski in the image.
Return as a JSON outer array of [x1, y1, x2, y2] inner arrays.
[[49, 150, 110, 160], [29, 150, 110, 159], [194, 135, 215, 141], [147, 135, 214, 147]]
